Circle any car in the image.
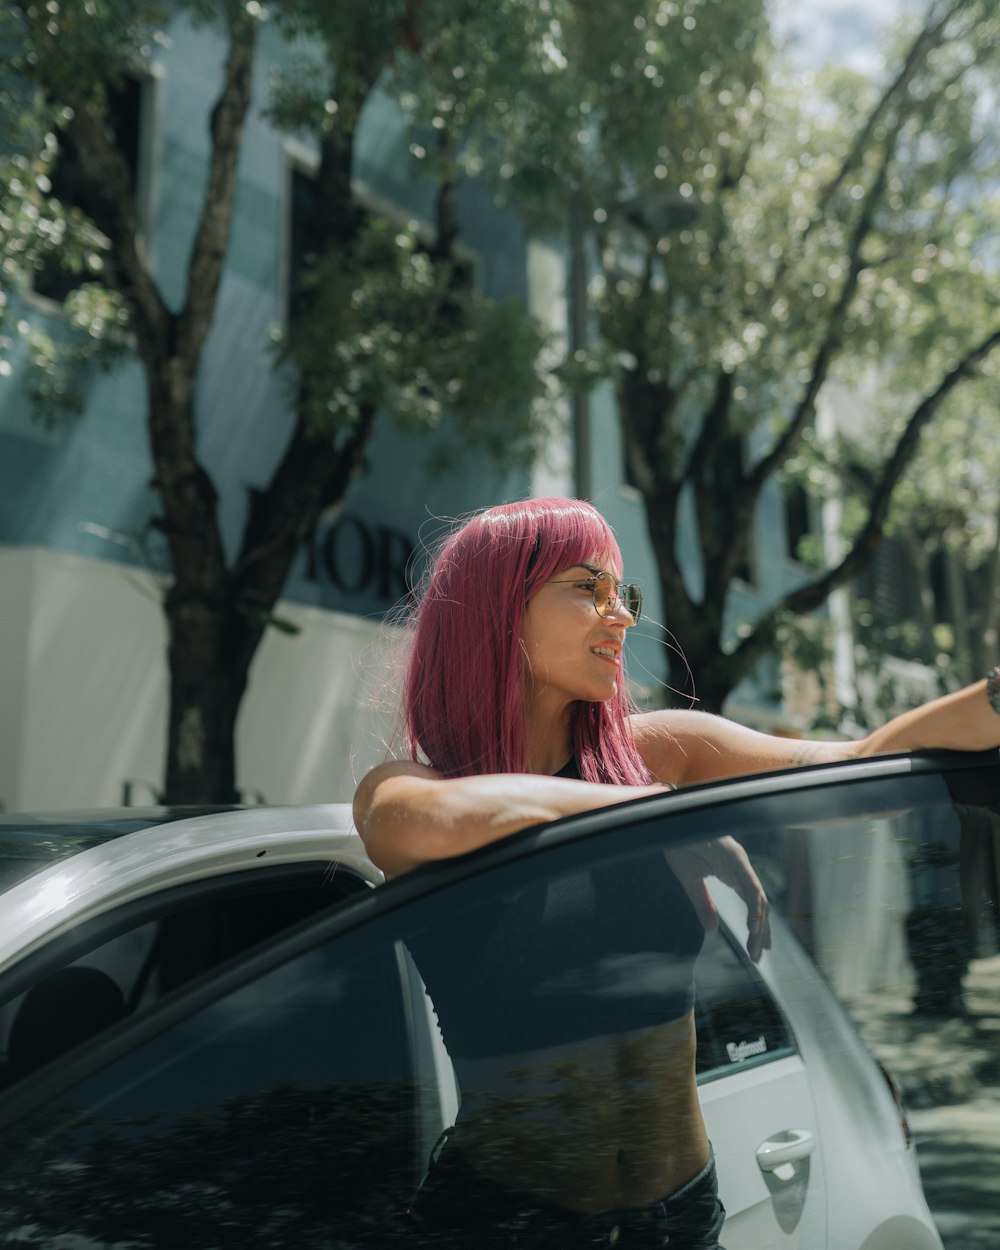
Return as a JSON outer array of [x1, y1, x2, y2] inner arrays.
[[1, 748, 998, 1248]]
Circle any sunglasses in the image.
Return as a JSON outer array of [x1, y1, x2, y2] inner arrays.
[[548, 569, 643, 624]]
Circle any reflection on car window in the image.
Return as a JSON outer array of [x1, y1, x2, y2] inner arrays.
[[727, 760, 1000, 1249], [0, 937, 419, 1247], [737, 769, 1000, 1018], [0, 836, 737, 1245], [694, 928, 793, 1081], [0, 869, 359, 1090]]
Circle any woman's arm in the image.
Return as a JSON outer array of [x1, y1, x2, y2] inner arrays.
[[354, 759, 772, 959], [632, 673, 1000, 788], [352, 761, 665, 878], [855, 675, 1000, 757]]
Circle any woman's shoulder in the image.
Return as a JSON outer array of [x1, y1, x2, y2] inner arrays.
[[629, 708, 726, 748], [628, 708, 724, 785], [352, 757, 441, 817]]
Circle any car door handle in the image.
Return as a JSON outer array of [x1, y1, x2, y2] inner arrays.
[[755, 1128, 816, 1172]]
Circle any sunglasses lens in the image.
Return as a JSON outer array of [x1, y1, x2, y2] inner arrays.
[[592, 576, 641, 622], [593, 577, 614, 616]]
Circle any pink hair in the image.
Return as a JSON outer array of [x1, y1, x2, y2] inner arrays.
[[404, 497, 651, 784]]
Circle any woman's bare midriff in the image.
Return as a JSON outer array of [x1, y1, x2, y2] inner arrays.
[[448, 1010, 709, 1212]]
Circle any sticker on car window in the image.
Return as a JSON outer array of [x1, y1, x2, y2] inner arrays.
[[726, 1035, 768, 1063]]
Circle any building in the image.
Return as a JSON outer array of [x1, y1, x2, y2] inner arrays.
[[1, 13, 544, 810], [1, 11, 834, 812]]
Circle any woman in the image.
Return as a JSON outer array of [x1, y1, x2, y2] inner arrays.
[[354, 497, 1000, 1249]]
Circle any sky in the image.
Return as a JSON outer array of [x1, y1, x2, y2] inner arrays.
[[770, 0, 909, 75]]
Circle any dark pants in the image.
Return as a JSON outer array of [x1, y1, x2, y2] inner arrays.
[[409, 1138, 727, 1249]]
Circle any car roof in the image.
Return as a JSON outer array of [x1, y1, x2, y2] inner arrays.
[[0, 807, 240, 892], [0, 804, 375, 973]]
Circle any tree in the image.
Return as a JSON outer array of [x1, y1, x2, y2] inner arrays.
[[609, 0, 1000, 713], [843, 385, 1000, 724], [452, 0, 1000, 714], [0, 0, 553, 801]]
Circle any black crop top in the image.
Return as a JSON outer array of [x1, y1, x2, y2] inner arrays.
[[408, 762, 704, 1060]]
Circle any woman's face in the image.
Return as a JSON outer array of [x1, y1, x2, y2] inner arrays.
[[520, 553, 636, 711]]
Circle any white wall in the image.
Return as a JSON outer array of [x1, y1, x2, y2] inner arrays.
[[0, 546, 401, 811]]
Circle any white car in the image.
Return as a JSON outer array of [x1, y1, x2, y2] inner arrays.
[[2, 750, 995, 1248]]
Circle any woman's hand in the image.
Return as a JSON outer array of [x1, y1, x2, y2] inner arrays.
[[666, 836, 772, 963]]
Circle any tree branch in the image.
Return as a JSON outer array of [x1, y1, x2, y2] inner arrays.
[[750, 143, 894, 496], [231, 404, 377, 665], [769, 0, 969, 297], [176, 9, 257, 368], [685, 368, 734, 488], [812, 0, 965, 222], [731, 319, 1000, 672], [686, 370, 740, 591], [55, 88, 172, 360]]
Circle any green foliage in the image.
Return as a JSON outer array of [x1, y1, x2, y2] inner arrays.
[[278, 214, 554, 467], [425, 295, 559, 469], [3, 0, 553, 457], [0, 101, 133, 416], [267, 0, 413, 132], [0, 1, 166, 88], [456, 0, 1000, 711], [394, 0, 769, 232], [0, 2, 158, 398], [20, 285, 131, 421]]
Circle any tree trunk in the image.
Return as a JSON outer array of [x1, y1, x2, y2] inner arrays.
[[154, 395, 376, 804], [147, 362, 241, 803], [163, 595, 248, 804], [659, 608, 756, 715]]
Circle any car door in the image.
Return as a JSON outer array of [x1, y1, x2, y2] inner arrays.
[[0, 866, 451, 1246], [694, 924, 827, 1248], [1, 750, 995, 1248], [0, 817, 827, 1247]]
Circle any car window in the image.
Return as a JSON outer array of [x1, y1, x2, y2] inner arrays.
[[1, 930, 420, 1247], [676, 753, 1000, 1250], [0, 832, 746, 1245], [0, 864, 363, 1091], [694, 927, 794, 1082]]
